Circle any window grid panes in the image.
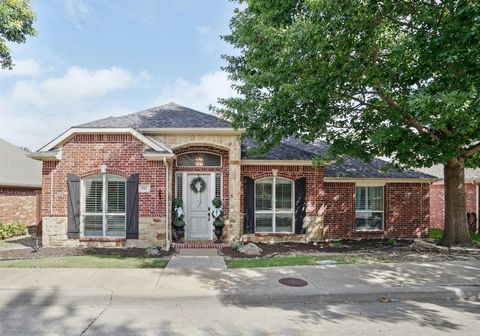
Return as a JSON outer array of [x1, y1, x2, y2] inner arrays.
[[177, 153, 221, 167], [255, 177, 294, 233], [82, 175, 126, 237], [175, 172, 183, 198], [355, 186, 384, 231], [215, 173, 222, 199]]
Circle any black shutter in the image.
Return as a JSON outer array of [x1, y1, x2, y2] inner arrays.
[[243, 176, 255, 234], [67, 173, 81, 238], [295, 177, 307, 234], [126, 174, 139, 239]]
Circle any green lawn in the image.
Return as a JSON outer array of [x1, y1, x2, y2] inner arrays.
[[0, 255, 169, 268], [225, 255, 378, 268], [429, 228, 480, 242]]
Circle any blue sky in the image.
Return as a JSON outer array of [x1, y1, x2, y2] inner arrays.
[[0, 0, 238, 150]]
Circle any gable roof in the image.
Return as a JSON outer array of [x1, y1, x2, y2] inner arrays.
[[0, 138, 42, 188], [35, 127, 173, 154], [79, 102, 231, 129], [241, 138, 436, 180], [417, 165, 480, 181]]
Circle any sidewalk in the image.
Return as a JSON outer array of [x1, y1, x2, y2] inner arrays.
[[0, 258, 479, 305]]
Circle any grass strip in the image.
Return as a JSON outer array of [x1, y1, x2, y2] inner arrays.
[[0, 255, 168, 268], [225, 255, 378, 268]]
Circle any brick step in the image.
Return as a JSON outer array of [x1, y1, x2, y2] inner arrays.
[[172, 241, 229, 249]]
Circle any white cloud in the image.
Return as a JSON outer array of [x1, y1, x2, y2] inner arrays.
[[154, 70, 235, 112], [0, 59, 41, 77], [64, 0, 92, 29], [0, 65, 145, 150], [9, 66, 137, 107]]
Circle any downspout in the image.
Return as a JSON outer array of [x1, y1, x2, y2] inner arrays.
[[476, 181, 479, 233], [163, 157, 171, 251]]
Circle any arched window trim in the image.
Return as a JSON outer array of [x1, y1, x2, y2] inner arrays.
[[254, 176, 295, 233], [81, 173, 126, 237], [176, 152, 222, 167]]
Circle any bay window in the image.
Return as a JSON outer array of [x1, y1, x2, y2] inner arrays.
[[355, 185, 384, 231], [82, 174, 126, 237], [255, 177, 294, 233]]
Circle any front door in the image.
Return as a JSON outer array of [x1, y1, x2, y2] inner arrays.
[[186, 174, 211, 240]]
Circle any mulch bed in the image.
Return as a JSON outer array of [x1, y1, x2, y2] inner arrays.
[[220, 239, 480, 263], [221, 239, 413, 259], [0, 247, 172, 260]]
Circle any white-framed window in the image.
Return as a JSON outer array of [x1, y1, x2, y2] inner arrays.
[[82, 174, 126, 237], [355, 185, 384, 231], [215, 172, 222, 199], [176, 152, 221, 167], [255, 177, 294, 233], [175, 172, 183, 198]]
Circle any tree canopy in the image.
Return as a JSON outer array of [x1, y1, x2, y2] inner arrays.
[[0, 0, 36, 69], [217, 0, 480, 170]]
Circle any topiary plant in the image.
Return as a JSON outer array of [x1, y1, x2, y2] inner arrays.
[[172, 198, 185, 227]]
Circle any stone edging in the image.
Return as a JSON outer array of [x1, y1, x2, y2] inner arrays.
[[413, 239, 480, 253]]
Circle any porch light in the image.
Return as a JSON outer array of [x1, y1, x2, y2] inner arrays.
[[195, 156, 204, 166]]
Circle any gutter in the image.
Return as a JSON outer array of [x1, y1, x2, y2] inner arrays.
[[163, 157, 171, 251]]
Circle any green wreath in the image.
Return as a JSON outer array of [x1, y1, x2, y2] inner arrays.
[[190, 176, 206, 193]]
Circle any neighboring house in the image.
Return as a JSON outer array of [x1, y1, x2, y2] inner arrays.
[[417, 165, 479, 232], [29, 103, 436, 248], [0, 138, 42, 228]]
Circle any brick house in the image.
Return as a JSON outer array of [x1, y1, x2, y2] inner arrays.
[[30, 103, 436, 248], [0, 138, 42, 229], [418, 165, 479, 232]]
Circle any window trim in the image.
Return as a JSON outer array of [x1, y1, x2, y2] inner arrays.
[[254, 176, 295, 233], [355, 185, 385, 232], [80, 174, 126, 238], [175, 152, 222, 167]]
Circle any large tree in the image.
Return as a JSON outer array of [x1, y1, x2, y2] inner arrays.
[[217, 0, 480, 245], [0, 0, 36, 69]]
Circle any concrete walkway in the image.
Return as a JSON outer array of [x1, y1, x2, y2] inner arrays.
[[0, 257, 479, 304]]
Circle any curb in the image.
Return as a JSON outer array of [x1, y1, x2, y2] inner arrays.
[[1, 286, 479, 306]]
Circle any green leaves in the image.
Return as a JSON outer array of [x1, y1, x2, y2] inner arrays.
[[216, 0, 480, 168], [0, 0, 36, 69]]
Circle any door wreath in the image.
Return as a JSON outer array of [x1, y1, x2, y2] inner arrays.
[[190, 176, 206, 193]]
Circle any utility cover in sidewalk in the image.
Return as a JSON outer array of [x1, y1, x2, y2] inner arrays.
[[279, 277, 308, 287]]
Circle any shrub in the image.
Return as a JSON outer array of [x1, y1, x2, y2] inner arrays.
[[0, 222, 28, 240], [387, 238, 397, 246], [332, 241, 345, 250]]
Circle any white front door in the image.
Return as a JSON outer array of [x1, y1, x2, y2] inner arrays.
[[186, 174, 211, 240]]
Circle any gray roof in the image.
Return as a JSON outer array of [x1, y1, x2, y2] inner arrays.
[[417, 165, 480, 180], [242, 138, 436, 179], [0, 138, 42, 188], [78, 102, 231, 129]]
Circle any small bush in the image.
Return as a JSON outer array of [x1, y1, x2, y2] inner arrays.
[[387, 238, 397, 246], [0, 222, 28, 240], [332, 241, 345, 250]]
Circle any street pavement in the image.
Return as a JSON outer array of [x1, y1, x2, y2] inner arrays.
[[0, 252, 479, 335]]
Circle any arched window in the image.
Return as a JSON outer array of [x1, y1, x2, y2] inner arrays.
[[176, 152, 221, 167], [82, 174, 126, 237], [255, 177, 294, 233]]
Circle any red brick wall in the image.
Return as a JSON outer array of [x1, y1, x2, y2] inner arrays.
[[172, 145, 230, 215], [323, 182, 355, 238], [0, 187, 40, 226], [321, 182, 430, 239], [240, 165, 324, 219], [42, 134, 166, 217], [429, 182, 477, 229]]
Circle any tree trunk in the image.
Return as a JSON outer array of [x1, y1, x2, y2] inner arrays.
[[440, 158, 470, 246]]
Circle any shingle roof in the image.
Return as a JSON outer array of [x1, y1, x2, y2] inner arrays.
[[0, 138, 42, 188], [241, 138, 436, 179], [417, 165, 480, 180], [78, 102, 231, 129]]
